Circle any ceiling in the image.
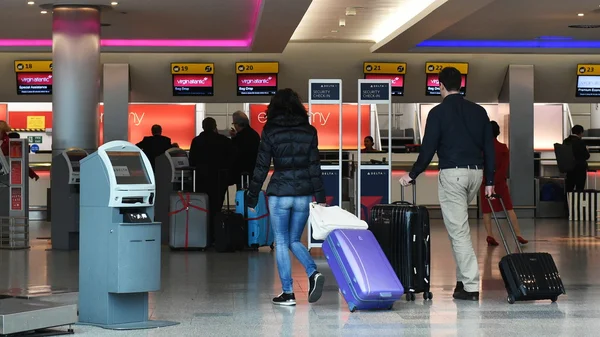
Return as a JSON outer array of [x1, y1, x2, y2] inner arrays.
[[0, 0, 599, 53]]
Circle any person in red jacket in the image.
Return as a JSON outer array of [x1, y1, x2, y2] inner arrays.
[[480, 121, 526, 246], [0, 121, 39, 181]]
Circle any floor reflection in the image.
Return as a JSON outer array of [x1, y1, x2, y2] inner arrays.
[[2, 219, 600, 336]]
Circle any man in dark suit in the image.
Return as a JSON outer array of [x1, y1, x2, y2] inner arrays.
[[189, 118, 235, 242], [136, 124, 174, 170], [229, 111, 260, 189], [563, 125, 590, 192]]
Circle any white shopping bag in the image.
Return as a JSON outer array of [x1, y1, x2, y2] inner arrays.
[[308, 203, 368, 240]]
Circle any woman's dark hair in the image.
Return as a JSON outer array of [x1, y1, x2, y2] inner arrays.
[[365, 136, 374, 142], [266, 88, 308, 122], [491, 120, 500, 138]]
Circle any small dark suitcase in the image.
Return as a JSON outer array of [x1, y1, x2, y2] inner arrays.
[[213, 172, 246, 253], [488, 195, 566, 304], [370, 183, 432, 301]]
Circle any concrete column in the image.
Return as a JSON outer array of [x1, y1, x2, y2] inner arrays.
[[503, 65, 535, 216], [103, 64, 130, 142], [52, 6, 100, 155], [51, 6, 100, 250], [590, 104, 600, 129]]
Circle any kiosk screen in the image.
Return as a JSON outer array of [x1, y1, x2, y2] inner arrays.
[[107, 151, 151, 185], [68, 153, 87, 172]]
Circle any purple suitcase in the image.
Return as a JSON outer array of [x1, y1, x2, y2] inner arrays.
[[323, 229, 404, 312]]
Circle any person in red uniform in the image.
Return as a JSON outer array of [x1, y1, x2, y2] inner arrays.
[[0, 121, 39, 181], [480, 121, 526, 246]]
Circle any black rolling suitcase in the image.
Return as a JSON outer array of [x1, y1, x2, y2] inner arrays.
[[488, 195, 566, 304], [370, 183, 432, 301], [213, 172, 246, 253]]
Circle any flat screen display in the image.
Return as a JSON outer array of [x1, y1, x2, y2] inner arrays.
[[16, 72, 52, 95], [576, 75, 600, 97], [106, 151, 151, 185], [67, 153, 87, 172], [364, 74, 405, 96], [237, 74, 277, 96], [425, 74, 467, 96], [172, 74, 214, 96]]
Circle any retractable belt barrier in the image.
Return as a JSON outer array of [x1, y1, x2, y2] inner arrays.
[[167, 191, 270, 248]]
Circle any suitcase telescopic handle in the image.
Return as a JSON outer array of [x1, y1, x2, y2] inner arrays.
[[486, 194, 523, 255], [400, 180, 417, 205]]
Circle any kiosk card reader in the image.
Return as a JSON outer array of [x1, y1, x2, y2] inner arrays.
[[155, 147, 193, 244], [51, 148, 88, 250], [78, 141, 178, 330]]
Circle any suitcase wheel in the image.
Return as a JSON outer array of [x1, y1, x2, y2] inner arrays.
[[551, 296, 558, 303], [348, 303, 357, 313], [423, 292, 433, 300], [507, 294, 516, 304], [406, 293, 416, 301], [270, 243, 274, 250], [387, 304, 394, 310]]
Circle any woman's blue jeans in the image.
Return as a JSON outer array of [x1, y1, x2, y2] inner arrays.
[[268, 196, 317, 294]]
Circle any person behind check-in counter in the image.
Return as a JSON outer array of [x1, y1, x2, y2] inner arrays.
[[563, 125, 590, 192], [361, 136, 379, 153], [0, 121, 39, 181], [135, 124, 176, 170], [229, 111, 260, 189]]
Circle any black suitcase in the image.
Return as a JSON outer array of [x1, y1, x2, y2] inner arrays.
[[213, 210, 246, 253], [370, 183, 432, 301], [213, 173, 246, 253], [488, 195, 566, 304]]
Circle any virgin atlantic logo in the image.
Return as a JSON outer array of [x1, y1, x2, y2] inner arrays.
[[176, 77, 208, 86], [240, 76, 273, 85], [18, 74, 52, 84]]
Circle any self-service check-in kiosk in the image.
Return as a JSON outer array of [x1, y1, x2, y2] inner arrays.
[[155, 147, 192, 244], [51, 148, 88, 250], [78, 141, 178, 329]]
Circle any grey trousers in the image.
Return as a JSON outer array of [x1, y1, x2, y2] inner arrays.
[[438, 168, 483, 292]]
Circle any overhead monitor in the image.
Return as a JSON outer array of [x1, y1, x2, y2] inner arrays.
[[425, 74, 467, 96], [14, 60, 53, 95], [235, 62, 279, 96], [106, 151, 151, 185], [364, 74, 404, 96], [170, 62, 214, 97], [576, 75, 600, 97]]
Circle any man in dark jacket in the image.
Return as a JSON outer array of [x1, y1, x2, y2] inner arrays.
[[189, 117, 235, 241], [229, 111, 260, 189], [399, 67, 495, 302], [563, 125, 590, 192], [136, 124, 174, 170]]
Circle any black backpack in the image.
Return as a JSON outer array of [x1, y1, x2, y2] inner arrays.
[[554, 143, 576, 173]]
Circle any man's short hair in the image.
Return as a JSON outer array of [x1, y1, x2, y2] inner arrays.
[[572, 125, 585, 135], [202, 117, 217, 132], [151, 124, 162, 135], [232, 111, 249, 128], [438, 67, 462, 92]]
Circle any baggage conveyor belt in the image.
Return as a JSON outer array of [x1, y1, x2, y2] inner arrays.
[[0, 298, 77, 336]]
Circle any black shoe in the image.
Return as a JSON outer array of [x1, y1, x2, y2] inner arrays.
[[308, 272, 325, 303], [452, 289, 479, 301], [272, 293, 296, 306], [453, 282, 464, 296]]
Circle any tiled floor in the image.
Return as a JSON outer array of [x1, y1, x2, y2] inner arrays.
[[1, 218, 600, 336]]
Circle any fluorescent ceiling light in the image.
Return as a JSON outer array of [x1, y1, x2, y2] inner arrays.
[[371, 0, 447, 43]]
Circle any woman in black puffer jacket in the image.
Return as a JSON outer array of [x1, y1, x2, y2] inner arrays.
[[246, 88, 326, 306]]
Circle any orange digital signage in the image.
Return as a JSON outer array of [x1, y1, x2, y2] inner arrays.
[[99, 104, 196, 149], [249, 104, 370, 150]]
